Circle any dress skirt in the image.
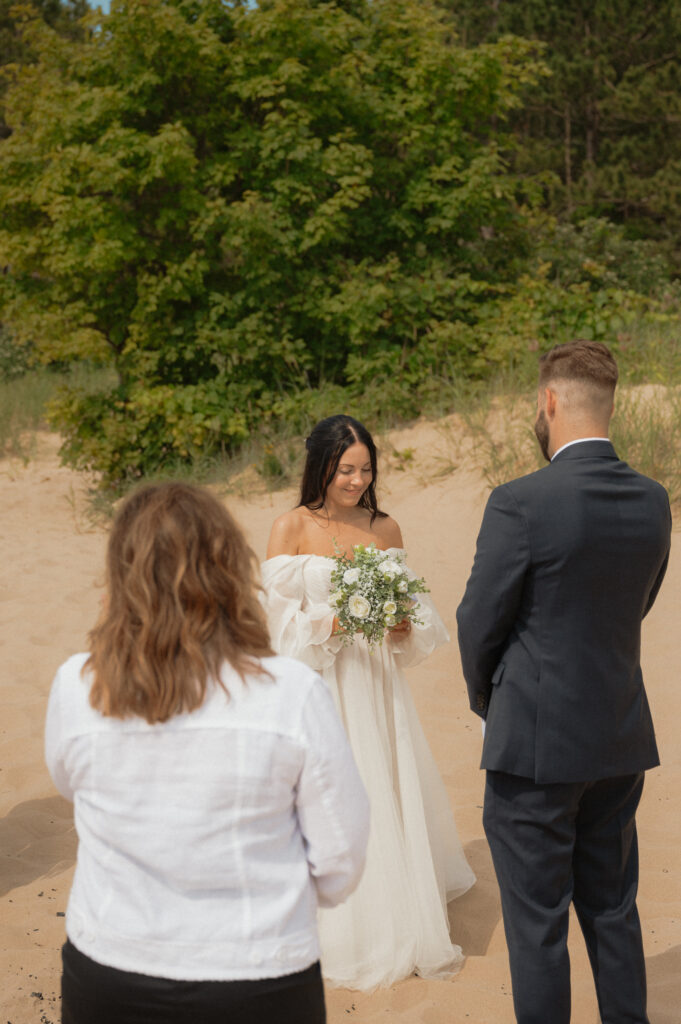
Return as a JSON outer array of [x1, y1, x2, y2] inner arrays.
[[261, 551, 476, 991]]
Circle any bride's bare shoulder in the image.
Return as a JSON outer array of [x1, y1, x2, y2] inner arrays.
[[373, 513, 404, 550], [267, 507, 309, 557]]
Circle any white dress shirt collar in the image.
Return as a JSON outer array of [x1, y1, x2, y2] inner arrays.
[[551, 437, 610, 461]]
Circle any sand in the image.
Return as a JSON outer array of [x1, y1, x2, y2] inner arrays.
[[1, 426, 679, 1024]]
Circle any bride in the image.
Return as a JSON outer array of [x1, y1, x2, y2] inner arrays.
[[261, 414, 475, 991]]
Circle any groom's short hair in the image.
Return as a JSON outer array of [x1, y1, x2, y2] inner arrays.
[[539, 340, 618, 393]]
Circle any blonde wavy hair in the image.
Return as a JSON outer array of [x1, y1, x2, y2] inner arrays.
[[87, 482, 274, 724]]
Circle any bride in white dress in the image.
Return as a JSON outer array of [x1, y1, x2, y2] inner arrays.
[[261, 414, 475, 992]]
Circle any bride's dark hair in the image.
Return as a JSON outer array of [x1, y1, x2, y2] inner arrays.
[[299, 415, 387, 524]]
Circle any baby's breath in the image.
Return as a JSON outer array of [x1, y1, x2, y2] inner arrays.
[[329, 543, 429, 649]]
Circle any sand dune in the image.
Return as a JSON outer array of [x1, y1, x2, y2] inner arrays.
[[1, 426, 679, 1024]]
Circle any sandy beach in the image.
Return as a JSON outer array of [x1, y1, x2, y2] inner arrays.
[[1, 425, 679, 1024]]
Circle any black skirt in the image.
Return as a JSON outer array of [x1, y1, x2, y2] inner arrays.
[[61, 939, 326, 1024]]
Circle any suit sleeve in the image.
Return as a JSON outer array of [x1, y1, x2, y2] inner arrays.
[[643, 493, 672, 618], [456, 484, 531, 719]]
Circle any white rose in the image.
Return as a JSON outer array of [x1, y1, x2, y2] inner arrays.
[[384, 614, 396, 627], [343, 567, 361, 585], [349, 594, 371, 618], [397, 579, 409, 593], [383, 600, 397, 615], [382, 560, 400, 580]]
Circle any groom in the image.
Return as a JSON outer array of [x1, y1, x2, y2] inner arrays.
[[456, 340, 672, 1024]]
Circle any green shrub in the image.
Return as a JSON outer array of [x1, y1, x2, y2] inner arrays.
[[0, 326, 33, 381], [534, 216, 675, 296], [0, 0, 544, 486]]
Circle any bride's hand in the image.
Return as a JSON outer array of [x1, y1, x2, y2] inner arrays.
[[388, 618, 411, 639]]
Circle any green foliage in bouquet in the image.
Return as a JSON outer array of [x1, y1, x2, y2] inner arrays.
[[329, 543, 428, 649]]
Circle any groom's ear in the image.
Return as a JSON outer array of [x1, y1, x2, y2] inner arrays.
[[545, 386, 558, 419]]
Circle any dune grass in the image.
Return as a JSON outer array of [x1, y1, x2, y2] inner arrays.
[[430, 319, 681, 503], [3, 318, 681, 510], [0, 364, 118, 466], [611, 387, 681, 505], [454, 383, 681, 507], [0, 370, 57, 461]]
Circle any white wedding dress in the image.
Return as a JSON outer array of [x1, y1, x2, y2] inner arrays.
[[260, 549, 475, 991]]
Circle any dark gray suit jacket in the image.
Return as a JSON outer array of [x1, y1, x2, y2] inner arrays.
[[456, 440, 672, 784]]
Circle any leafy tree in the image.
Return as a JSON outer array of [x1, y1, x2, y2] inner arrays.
[[444, 0, 681, 256], [0, 0, 90, 384], [0, 0, 542, 485], [0, 0, 89, 138]]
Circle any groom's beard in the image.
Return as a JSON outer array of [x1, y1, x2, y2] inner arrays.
[[534, 410, 551, 463]]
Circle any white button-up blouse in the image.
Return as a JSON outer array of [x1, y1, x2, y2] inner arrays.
[[45, 652, 369, 982]]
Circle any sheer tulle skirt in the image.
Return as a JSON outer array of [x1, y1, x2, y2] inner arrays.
[[317, 641, 475, 991]]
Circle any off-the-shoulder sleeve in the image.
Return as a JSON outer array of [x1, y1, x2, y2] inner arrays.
[[389, 562, 450, 668], [260, 556, 344, 671]]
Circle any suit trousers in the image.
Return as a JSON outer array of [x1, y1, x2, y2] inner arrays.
[[483, 770, 649, 1024], [61, 939, 326, 1024]]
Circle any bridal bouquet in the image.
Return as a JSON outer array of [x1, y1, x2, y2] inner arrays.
[[329, 543, 429, 649]]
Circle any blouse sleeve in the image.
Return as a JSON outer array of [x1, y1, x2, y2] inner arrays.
[[295, 675, 370, 908], [389, 564, 450, 668], [260, 556, 344, 671], [44, 667, 74, 802], [44, 658, 81, 802]]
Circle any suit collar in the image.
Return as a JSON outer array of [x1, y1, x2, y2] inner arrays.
[[551, 439, 618, 463]]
